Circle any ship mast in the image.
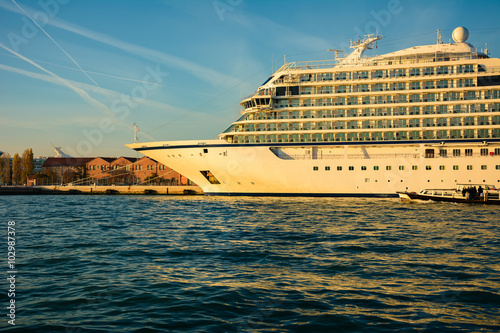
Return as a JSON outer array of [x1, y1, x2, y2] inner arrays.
[[342, 33, 384, 64]]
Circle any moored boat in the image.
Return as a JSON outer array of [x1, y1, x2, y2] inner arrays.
[[397, 184, 500, 204]]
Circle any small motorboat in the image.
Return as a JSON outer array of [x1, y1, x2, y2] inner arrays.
[[397, 184, 500, 205]]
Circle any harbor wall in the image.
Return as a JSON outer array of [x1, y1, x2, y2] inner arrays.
[[0, 185, 203, 195]]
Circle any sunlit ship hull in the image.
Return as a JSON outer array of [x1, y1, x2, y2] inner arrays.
[[127, 139, 500, 196]]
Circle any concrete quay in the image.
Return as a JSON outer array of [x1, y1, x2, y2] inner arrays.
[[0, 185, 204, 195]]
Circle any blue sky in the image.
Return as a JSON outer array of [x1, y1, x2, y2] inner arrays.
[[1, 0, 500, 158]]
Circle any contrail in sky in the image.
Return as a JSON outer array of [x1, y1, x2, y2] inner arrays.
[[0, 42, 117, 121], [0, 63, 194, 118], [11, 0, 101, 88]]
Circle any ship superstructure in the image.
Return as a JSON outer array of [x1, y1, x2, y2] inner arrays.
[[127, 27, 500, 196]]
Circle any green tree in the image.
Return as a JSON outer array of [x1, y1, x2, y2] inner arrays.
[[43, 168, 57, 185], [12, 154, 22, 185], [21, 149, 34, 184], [0, 152, 12, 185]]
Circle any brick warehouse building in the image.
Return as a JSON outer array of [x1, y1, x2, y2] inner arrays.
[[41, 156, 191, 185], [86, 157, 115, 180], [85, 156, 190, 185], [41, 157, 94, 184]]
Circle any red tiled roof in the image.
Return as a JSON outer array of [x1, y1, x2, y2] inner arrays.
[[111, 157, 139, 163], [42, 157, 94, 167], [88, 157, 115, 163]]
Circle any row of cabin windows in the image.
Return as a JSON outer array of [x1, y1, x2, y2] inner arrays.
[[229, 129, 500, 143], [301, 78, 483, 95], [313, 165, 500, 171], [438, 148, 500, 157], [272, 91, 500, 109], [247, 103, 500, 121], [236, 117, 500, 131], [300, 65, 476, 82]]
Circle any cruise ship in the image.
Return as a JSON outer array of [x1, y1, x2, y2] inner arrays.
[[127, 27, 500, 196]]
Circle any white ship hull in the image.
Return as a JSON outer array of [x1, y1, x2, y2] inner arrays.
[[127, 140, 500, 196]]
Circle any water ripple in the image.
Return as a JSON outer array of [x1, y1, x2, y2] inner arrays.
[[0, 195, 498, 332]]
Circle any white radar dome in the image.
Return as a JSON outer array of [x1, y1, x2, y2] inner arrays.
[[452, 26, 469, 43]]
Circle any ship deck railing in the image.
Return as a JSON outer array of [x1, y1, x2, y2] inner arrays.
[[274, 153, 420, 160], [279, 52, 487, 72], [241, 65, 500, 101], [274, 152, 499, 160]]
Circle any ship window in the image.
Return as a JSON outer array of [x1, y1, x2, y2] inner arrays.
[[325, 166, 330, 171], [374, 166, 379, 170], [386, 166, 392, 170], [372, 70, 383, 78], [481, 165, 487, 170], [496, 165, 500, 170], [275, 87, 286, 96], [453, 149, 461, 157], [412, 166, 418, 170], [337, 166, 342, 171], [335, 72, 347, 81], [439, 165, 445, 170], [478, 75, 500, 86], [349, 166, 354, 171], [313, 166, 318, 171], [465, 149, 473, 156], [361, 166, 367, 170], [437, 66, 449, 75], [200, 170, 221, 184], [399, 166, 404, 171], [467, 165, 473, 170], [425, 149, 435, 158], [480, 148, 489, 156], [453, 165, 459, 170], [496, 148, 500, 156], [261, 76, 274, 85], [426, 165, 432, 170], [439, 149, 447, 157]]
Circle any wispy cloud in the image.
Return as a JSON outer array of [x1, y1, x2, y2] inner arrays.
[[0, 1, 239, 87], [0, 42, 122, 123], [0, 63, 196, 118], [10, 0, 101, 88], [227, 11, 332, 51], [2, 51, 177, 87], [1, 115, 103, 131], [51, 20, 239, 86]]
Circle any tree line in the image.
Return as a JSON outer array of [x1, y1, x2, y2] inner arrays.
[[0, 149, 34, 185]]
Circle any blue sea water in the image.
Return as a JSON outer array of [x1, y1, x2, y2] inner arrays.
[[0, 195, 499, 332]]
